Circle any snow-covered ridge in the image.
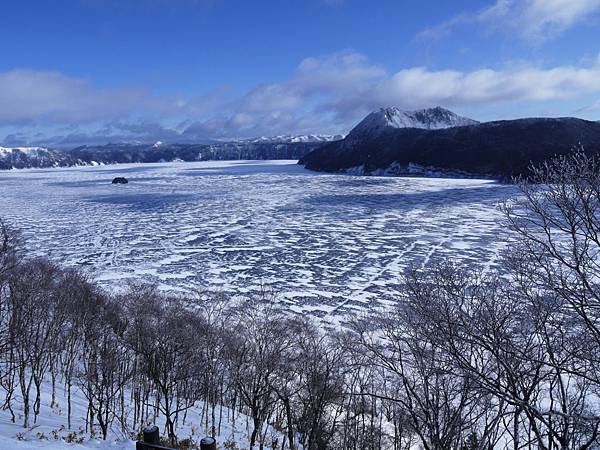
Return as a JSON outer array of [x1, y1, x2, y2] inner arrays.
[[348, 106, 479, 140], [0, 146, 50, 156], [0, 146, 69, 170], [0, 138, 327, 170], [244, 134, 344, 144]]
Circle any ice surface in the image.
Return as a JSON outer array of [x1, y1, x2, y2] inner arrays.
[[0, 160, 516, 322]]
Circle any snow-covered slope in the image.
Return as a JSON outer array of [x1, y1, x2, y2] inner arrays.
[[347, 106, 479, 140], [0, 370, 284, 449]]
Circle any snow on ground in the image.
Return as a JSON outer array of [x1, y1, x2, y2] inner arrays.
[[0, 160, 517, 323], [0, 437, 129, 450], [0, 370, 280, 450]]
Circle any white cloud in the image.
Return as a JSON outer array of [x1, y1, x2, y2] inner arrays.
[[0, 69, 228, 126], [3, 50, 600, 144], [0, 70, 148, 124], [420, 0, 600, 43], [376, 63, 600, 107], [496, 0, 600, 41]]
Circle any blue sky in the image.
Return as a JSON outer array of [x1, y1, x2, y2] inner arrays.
[[1, 0, 600, 146]]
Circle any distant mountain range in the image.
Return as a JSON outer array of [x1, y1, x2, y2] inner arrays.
[[4, 107, 600, 179], [299, 107, 600, 179], [0, 135, 341, 170]]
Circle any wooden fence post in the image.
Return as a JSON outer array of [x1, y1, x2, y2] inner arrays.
[[136, 425, 174, 450], [200, 436, 217, 450], [143, 425, 160, 444]]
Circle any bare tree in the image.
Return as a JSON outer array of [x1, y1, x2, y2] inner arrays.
[[0, 219, 20, 421], [55, 268, 105, 429], [503, 147, 600, 347], [0, 219, 19, 281], [353, 281, 491, 450], [125, 286, 204, 446], [293, 321, 347, 450], [76, 295, 131, 440], [7, 259, 65, 427], [401, 260, 600, 450], [498, 147, 600, 448], [225, 291, 295, 450]]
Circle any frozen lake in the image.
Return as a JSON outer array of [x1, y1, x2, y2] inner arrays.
[[0, 160, 516, 321]]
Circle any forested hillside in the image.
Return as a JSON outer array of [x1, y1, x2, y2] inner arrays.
[[300, 117, 600, 178]]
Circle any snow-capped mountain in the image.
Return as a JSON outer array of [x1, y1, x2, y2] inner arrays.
[[244, 134, 344, 144], [348, 106, 479, 140]]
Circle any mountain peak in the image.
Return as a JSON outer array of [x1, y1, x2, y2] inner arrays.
[[348, 106, 479, 140]]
